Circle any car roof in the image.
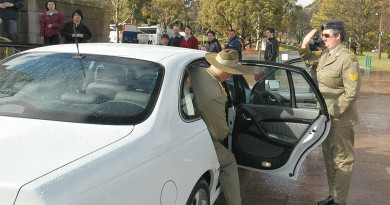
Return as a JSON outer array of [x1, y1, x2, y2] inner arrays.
[[24, 43, 206, 63]]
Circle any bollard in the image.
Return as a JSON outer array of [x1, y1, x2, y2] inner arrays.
[[258, 50, 261, 60], [364, 56, 371, 76], [365, 56, 371, 68]]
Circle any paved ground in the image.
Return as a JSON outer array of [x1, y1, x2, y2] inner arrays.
[[214, 52, 390, 205]]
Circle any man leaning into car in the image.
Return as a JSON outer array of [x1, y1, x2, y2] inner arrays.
[[189, 49, 243, 205]]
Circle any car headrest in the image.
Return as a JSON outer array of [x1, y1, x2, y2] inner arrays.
[[95, 65, 126, 85]]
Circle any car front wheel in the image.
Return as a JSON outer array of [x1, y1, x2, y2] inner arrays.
[[186, 177, 210, 205]]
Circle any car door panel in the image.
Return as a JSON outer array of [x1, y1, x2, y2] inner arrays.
[[237, 104, 319, 145], [228, 60, 330, 179], [233, 103, 320, 169]]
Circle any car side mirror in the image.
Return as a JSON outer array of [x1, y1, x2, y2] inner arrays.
[[265, 80, 281, 91]]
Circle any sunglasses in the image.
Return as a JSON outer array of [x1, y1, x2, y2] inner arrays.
[[322, 33, 334, 38]]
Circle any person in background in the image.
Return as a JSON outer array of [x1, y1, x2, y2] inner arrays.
[[0, 0, 24, 42], [39, 0, 64, 45], [299, 19, 361, 205], [60, 9, 91, 44], [161, 34, 169, 46], [180, 25, 198, 49], [264, 27, 279, 80], [168, 24, 182, 47], [226, 29, 242, 59], [205, 30, 222, 53]]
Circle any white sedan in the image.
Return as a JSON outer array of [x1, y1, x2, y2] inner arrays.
[[0, 44, 330, 205]]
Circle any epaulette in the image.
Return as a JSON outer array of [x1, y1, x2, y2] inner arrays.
[[341, 47, 354, 55], [340, 48, 357, 61]]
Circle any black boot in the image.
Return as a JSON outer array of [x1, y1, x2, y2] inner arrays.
[[317, 195, 334, 205]]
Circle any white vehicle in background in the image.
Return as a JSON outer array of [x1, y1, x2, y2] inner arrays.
[[137, 24, 173, 45]]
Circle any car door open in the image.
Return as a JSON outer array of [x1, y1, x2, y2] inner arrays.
[[228, 60, 331, 179]]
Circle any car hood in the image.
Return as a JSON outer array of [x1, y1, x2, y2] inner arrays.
[[0, 116, 133, 204]]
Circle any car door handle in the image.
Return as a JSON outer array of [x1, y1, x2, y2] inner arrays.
[[243, 113, 251, 121]]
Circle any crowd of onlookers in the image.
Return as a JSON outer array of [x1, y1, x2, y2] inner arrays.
[[0, 0, 91, 45], [0, 0, 246, 57], [161, 23, 245, 59], [0, 0, 267, 61]]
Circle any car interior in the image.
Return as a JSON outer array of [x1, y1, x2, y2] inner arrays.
[[61, 63, 154, 108], [0, 53, 163, 124], [224, 65, 324, 170]]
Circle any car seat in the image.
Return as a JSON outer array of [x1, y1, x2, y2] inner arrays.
[[86, 65, 127, 99]]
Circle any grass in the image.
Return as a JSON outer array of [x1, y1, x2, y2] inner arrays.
[[357, 51, 390, 70], [278, 45, 389, 71], [279, 44, 298, 52]]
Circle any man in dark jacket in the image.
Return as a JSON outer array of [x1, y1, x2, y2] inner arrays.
[[168, 24, 182, 47], [0, 0, 24, 42], [264, 27, 279, 80], [226, 29, 242, 59], [205, 30, 222, 53], [60, 9, 92, 44]]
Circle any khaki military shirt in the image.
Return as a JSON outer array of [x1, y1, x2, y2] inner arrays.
[[189, 67, 229, 141], [298, 44, 361, 127]]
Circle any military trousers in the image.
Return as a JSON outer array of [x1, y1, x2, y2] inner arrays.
[[213, 141, 241, 205], [322, 126, 355, 204]]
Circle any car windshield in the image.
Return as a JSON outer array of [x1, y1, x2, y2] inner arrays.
[[0, 52, 164, 125]]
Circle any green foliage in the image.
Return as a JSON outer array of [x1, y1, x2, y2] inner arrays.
[[281, 5, 312, 44], [109, 0, 150, 24], [198, 0, 289, 49], [280, 44, 297, 51], [311, 0, 381, 55], [141, 0, 187, 26]]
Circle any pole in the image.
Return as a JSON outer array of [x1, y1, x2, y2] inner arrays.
[[116, 0, 120, 43], [378, 12, 383, 60]]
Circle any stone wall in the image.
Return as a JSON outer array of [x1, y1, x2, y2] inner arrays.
[[18, 0, 111, 44]]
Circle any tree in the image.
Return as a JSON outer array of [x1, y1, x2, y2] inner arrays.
[[282, 5, 312, 44], [141, 0, 187, 26], [311, 0, 381, 55], [198, 0, 289, 50], [378, 0, 390, 58], [108, 0, 150, 42]]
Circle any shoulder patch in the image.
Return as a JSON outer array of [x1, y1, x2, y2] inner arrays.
[[351, 56, 356, 62], [349, 72, 359, 82], [315, 51, 322, 56]]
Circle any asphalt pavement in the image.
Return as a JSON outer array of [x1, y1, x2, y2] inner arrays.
[[214, 51, 390, 205]]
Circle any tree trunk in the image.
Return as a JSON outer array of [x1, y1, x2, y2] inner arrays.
[[240, 38, 246, 50], [357, 42, 363, 55], [116, 0, 120, 43]]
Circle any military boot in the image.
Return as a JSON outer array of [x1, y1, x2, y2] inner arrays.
[[317, 195, 334, 205]]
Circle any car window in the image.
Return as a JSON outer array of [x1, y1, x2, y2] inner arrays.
[[179, 61, 209, 121], [247, 65, 322, 110], [0, 52, 164, 125], [251, 67, 292, 107], [291, 71, 319, 109]]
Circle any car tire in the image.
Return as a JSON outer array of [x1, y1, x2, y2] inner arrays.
[[186, 177, 210, 205]]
